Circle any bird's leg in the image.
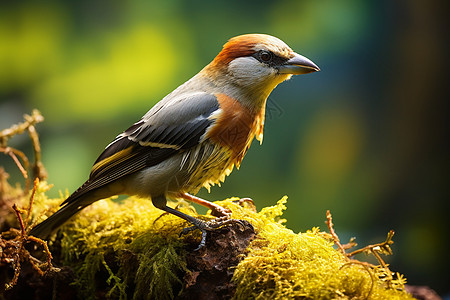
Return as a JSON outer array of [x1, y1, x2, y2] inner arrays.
[[177, 192, 232, 218], [152, 195, 243, 250]]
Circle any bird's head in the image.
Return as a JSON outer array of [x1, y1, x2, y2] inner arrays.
[[203, 34, 320, 104]]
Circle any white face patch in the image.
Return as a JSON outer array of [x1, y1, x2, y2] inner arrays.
[[227, 56, 291, 94], [228, 56, 277, 87]]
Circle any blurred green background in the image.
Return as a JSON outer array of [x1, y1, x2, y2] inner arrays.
[[1, 0, 448, 296]]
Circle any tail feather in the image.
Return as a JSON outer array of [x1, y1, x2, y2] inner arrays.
[[29, 201, 88, 239], [30, 177, 115, 239]]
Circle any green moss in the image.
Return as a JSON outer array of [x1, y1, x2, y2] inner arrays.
[[123, 236, 187, 300], [32, 187, 413, 300], [56, 197, 193, 299], [217, 197, 414, 300]]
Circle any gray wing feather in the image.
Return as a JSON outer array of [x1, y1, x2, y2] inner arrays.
[[62, 92, 220, 206], [127, 92, 220, 146]]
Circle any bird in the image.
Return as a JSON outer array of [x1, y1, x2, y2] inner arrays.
[[30, 34, 319, 248]]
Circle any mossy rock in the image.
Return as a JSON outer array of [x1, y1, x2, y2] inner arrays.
[[17, 182, 415, 299]]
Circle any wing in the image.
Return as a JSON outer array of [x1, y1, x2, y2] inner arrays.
[[62, 92, 220, 205]]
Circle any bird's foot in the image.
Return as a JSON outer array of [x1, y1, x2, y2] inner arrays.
[[211, 198, 256, 216], [233, 197, 257, 212], [210, 205, 232, 218], [180, 216, 246, 251]]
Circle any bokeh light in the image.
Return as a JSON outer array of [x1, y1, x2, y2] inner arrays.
[[0, 0, 448, 295]]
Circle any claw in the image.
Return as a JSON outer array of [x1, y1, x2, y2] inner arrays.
[[194, 231, 208, 251], [180, 224, 209, 251], [233, 219, 246, 231], [158, 201, 248, 250], [210, 206, 232, 218], [179, 217, 246, 250], [237, 197, 254, 205], [180, 225, 197, 237], [233, 197, 257, 212]]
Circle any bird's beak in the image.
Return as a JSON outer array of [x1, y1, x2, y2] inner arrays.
[[278, 52, 320, 75]]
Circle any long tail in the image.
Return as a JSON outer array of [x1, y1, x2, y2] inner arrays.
[[29, 186, 104, 239], [29, 201, 89, 239]]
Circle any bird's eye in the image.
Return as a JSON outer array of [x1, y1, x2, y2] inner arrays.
[[259, 50, 273, 63]]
